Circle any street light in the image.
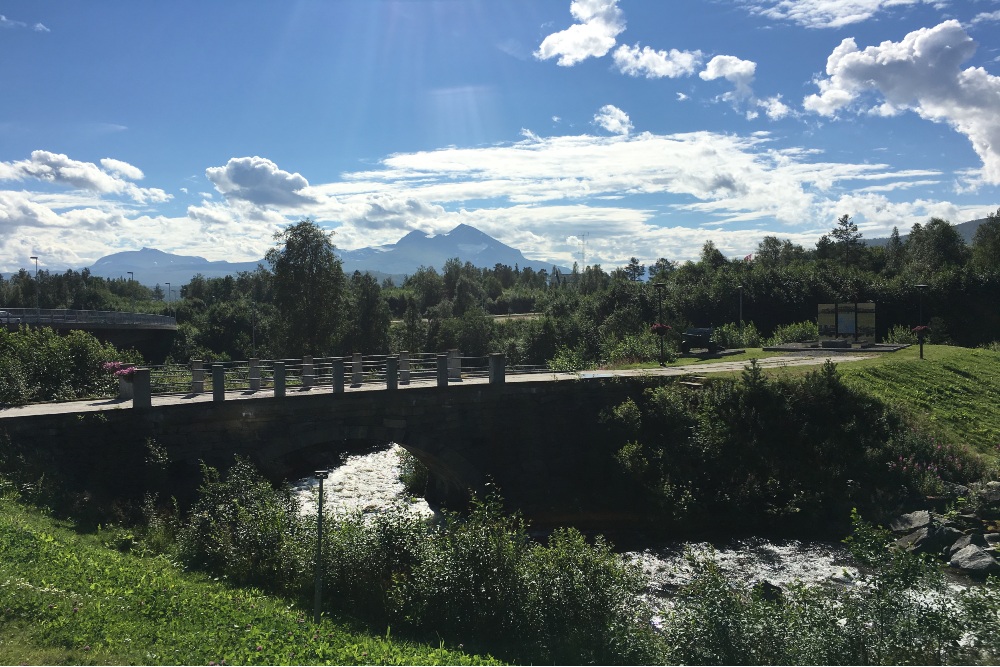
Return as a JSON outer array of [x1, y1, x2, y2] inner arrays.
[[737, 284, 744, 327], [654, 282, 666, 366], [127, 272, 135, 314], [915, 283, 929, 360], [29, 256, 39, 312], [313, 470, 329, 624], [915, 284, 928, 326]]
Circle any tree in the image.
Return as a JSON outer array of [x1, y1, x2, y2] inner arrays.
[[884, 226, 905, 274], [971, 209, 1000, 273], [623, 257, 646, 282], [699, 241, 728, 271], [906, 217, 969, 274], [346, 271, 391, 354], [265, 219, 346, 356], [831, 214, 863, 268], [649, 258, 675, 282]]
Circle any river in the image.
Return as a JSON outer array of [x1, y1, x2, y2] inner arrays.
[[292, 444, 860, 598]]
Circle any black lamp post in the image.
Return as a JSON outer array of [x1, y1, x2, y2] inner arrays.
[[654, 282, 666, 366], [30, 256, 39, 312], [737, 284, 744, 328], [915, 284, 928, 359], [314, 469, 328, 624]]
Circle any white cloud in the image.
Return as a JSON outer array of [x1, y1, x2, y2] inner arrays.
[[613, 44, 703, 78], [0, 151, 168, 203], [100, 158, 144, 181], [593, 104, 633, 135], [804, 20, 1000, 183], [33, 22, 49, 32], [677, 92, 689, 101], [970, 10, 1000, 25], [743, 0, 938, 29], [534, 0, 625, 66], [757, 95, 793, 120], [205, 156, 317, 207], [700, 55, 757, 99]]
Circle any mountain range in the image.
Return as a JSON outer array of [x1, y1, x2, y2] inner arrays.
[[86, 224, 565, 288]]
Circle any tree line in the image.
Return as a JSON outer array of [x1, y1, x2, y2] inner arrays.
[[2, 211, 999, 364]]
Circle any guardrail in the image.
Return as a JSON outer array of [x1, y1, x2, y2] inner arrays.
[[111, 351, 560, 407], [0, 308, 177, 329]]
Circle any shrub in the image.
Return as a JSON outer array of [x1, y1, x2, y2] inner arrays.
[[0, 327, 142, 405], [713, 321, 763, 348], [175, 458, 306, 590], [884, 324, 918, 344], [766, 320, 819, 345]]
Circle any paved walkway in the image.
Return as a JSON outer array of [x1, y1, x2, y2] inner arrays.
[[0, 353, 876, 420]]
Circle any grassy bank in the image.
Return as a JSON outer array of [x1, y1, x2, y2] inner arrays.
[[836, 345, 1000, 456], [0, 496, 498, 666]]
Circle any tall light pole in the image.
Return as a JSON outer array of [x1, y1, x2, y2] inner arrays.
[[916, 283, 929, 359], [915, 283, 928, 326], [654, 282, 666, 366], [313, 469, 329, 624], [127, 272, 135, 314], [737, 284, 744, 328], [29, 256, 39, 312]]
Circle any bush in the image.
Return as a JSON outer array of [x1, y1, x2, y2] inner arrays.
[[884, 324, 919, 344], [175, 459, 307, 590], [0, 327, 142, 405], [662, 512, 991, 665], [713, 321, 763, 348], [766, 320, 819, 345]]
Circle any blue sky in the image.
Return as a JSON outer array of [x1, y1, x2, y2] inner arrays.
[[2, 0, 1000, 276]]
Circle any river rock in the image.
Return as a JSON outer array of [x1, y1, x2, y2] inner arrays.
[[984, 533, 1000, 548], [895, 525, 963, 556], [949, 545, 1000, 575], [948, 533, 988, 558], [890, 510, 932, 534], [975, 481, 1000, 517]]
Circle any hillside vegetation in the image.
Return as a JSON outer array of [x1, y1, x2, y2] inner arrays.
[[0, 496, 497, 666]]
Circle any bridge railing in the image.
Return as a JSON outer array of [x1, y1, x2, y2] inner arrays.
[[0, 308, 177, 329], [106, 350, 571, 406]]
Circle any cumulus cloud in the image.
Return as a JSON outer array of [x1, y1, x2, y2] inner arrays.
[[100, 158, 144, 181], [205, 156, 317, 207], [613, 44, 703, 78], [593, 104, 633, 135], [970, 10, 1000, 25], [700, 55, 757, 99], [0, 151, 168, 203], [743, 0, 937, 29], [757, 95, 793, 120], [343, 194, 446, 230], [535, 0, 625, 66], [804, 20, 1000, 183]]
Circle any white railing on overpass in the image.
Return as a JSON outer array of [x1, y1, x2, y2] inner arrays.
[[0, 308, 177, 329]]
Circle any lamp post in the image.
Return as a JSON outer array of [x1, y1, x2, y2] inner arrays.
[[737, 284, 744, 327], [127, 272, 135, 315], [165, 282, 170, 306], [916, 283, 928, 359], [29, 256, 39, 312], [654, 282, 666, 366], [313, 469, 328, 624]]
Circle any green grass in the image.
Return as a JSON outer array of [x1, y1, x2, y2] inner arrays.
[[0, 497, 500, 666], [684, 344, 1000, 458], [836, 345, 1000, 456]]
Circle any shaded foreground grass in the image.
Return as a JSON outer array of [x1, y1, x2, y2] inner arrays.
[[0, 497, 499, 666]]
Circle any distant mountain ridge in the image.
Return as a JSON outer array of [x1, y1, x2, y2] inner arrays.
[[866, 217, 987, 247], [85, 224, 565, 287]]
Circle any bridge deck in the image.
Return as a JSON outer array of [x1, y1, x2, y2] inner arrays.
[[0, 354, 875, 420]]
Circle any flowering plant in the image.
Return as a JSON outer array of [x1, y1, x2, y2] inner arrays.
[[103, 361, 137, 378], [650, 323, 672, 336]]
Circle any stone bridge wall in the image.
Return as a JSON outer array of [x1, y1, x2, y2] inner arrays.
[[0, 377, 658, 524]]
